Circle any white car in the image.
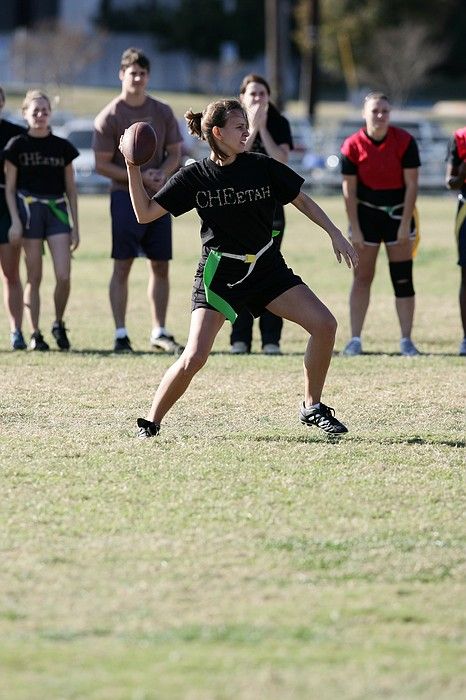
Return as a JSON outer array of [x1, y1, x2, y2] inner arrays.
[[56, 119, 109, 194]]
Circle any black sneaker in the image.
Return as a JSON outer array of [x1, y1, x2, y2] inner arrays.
[[299, 402, 348, 434], [29, 331, 50, 351], [114, 335, 133, 353], [137, 417, 160, 439], [11, 329, 27, 350], [51, 321, 70, 350]]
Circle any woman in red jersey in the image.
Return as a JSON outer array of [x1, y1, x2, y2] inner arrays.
[[340, 92, 421, 356], [445, 126, 466, 356]]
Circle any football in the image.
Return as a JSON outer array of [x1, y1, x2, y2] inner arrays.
[[120, 121, 157, 166]]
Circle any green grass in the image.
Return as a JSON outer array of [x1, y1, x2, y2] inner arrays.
[[1, 194, 465, 699]]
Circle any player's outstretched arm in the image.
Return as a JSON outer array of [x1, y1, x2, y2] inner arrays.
[[292, 190, 358, 269], [125, 161, 168, 224]]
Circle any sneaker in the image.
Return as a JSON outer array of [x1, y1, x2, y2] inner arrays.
[[114, 335, 133, 353], [150, 331, 184, 354], [341, 337, 362, 356], [136, 417, 160, 439], [10, 329, 27, 350], [299, 402, 348, 435], [262, 343, 281, 355], [459, 338, 466, 356], [51, 321, 70, 350], [230, 341, 249, 354], [400, 338, 420, 356], [29, 331, 49, 351]]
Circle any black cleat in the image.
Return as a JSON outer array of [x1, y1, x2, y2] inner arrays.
[[137, 418, 160, 439], [29, 331, 50, 351], [51, 321, 70, 350], [299, 402, 348, 434], [114, 336, 133, 353]]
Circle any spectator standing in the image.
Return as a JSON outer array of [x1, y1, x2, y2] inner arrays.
[[93, 47, 183, 353], [230, 74, 293, 355], [445, 126, 466, 356], [0, 86, 27, 349], [340, 92, 421, 356], [4, 90, 79, 351]]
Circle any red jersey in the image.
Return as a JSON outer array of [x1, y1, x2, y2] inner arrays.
[[454, 127, 466, 160], [341, 126, 415, 190]]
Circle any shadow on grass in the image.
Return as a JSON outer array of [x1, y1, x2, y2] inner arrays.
[[251, 434, 466, 448], [0, 348, 463, 358]]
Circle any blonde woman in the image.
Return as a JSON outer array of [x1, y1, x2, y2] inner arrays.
[[4, 90, 79, 350]]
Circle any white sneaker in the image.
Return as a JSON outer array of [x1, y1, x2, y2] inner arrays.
[[230, 341, 249, 354], [400, 338, 420, 356], [150, 330, 183, 354], [262, 343, 281, 355], [342, 338, 362, 356], [459, 338, 466, 356]]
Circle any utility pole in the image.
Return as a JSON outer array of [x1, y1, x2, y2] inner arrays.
[[307, 0, 319, 123], [265, 0, 284, 110]]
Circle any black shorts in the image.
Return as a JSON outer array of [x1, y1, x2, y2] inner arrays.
[[0, 191, 11, 245], [353, 202, 416, 246], [191, 249, 303, 319], [17, 191, 71, 239], [110, 190, 172, 260], [455, 196, 466, 267]]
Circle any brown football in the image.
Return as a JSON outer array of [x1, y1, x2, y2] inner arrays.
[[120, 121, 157, 166]]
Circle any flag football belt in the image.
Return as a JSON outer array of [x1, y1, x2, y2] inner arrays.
[[359, 199, 421, 257], [358, 199, 404, 219], [18, 192, 69, 229], [203, 229, 280, 324]]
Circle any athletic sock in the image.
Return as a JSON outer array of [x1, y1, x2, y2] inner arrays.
[[115, 327, 128, 339], [152, 326, 167, 338]]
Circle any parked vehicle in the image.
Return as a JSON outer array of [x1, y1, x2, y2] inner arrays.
[[310, 113, 449, 192], [55, 119, 108, 194]]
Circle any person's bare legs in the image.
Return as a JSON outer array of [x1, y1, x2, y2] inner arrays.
[[267, 284, 337, 406], [387, 239, 415, 339], [0, 243, 23, 331], [47, 233, 71, 322], [147, 308, 225, 424], [22, 238, 43, 332], [110, 258, 133, 328], [348, 244, 379, 338], [148, 259, 169, 329]]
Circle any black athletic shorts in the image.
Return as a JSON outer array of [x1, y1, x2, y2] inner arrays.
[[353, 202, 416, 246], [0, 191, 11, 245], [455, 196, 466, 267], [191, 248, 303, 319]]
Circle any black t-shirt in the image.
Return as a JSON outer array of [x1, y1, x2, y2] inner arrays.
[[4, 132, 79, 196], [154, 152, 303, 254], [0, 119, 26, 187]]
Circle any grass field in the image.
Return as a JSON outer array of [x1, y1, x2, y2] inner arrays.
[[1, 193, 465, 699]]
